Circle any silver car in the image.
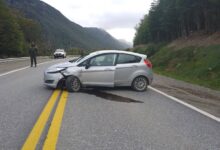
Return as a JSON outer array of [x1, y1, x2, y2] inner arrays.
[[44, 50, 153, 92], [54, 49, 66, 58]]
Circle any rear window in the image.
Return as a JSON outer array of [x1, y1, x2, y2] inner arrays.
[[117, 54, 141, 64]]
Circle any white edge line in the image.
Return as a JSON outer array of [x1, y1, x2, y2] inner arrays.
[[149, 86, 220, 123], [0, 61, 53, 77]]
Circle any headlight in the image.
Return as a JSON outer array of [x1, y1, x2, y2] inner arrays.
[[47, 67, 67, 73]]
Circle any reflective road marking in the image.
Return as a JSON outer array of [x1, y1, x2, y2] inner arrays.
[[22, 90, 61, 150], [149, 86, 220, 122], [0, 61, 54, 77], [43, 90, 69, 150]]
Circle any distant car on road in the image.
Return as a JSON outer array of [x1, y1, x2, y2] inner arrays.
[[54, 49, 66, 58], [44, 50, 153, 92]]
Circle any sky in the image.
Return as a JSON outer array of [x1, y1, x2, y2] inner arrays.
[[41, 0, 153, 44]]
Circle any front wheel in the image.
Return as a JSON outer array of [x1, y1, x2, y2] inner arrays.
[[132, 76, 148, 92], [65, 76, 81, 92]]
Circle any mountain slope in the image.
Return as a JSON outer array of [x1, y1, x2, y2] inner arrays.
[[85, 27, 130, 49], [5, 0, 127, 50]]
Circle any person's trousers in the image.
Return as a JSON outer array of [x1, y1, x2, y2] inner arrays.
[[30, 56, 37, 67]]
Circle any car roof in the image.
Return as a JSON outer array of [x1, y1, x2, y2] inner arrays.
[[89, 50, 147, 58], [75, 50, 147, 65]]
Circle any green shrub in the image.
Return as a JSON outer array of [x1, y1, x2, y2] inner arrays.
[[152, 45, 220, 90]]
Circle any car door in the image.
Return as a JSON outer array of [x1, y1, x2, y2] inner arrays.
[[115, 53, 142, 86], [80, 53, 117, 87]]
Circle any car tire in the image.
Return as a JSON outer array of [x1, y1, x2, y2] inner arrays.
[[65, 76, 81, 92], [132, 76, 148, 92]]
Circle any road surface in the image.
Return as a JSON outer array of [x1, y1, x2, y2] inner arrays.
[[0, 59, 219, 150]]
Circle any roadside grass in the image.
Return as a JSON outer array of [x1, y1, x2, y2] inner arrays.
[[150, 45, 220, 90]]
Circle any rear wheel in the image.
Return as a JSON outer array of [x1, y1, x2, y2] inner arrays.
[[132, 76, 148, 92], [65, 76, 81, 92]]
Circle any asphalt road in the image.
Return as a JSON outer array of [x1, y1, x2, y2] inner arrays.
[[0, 59, 219, 150]]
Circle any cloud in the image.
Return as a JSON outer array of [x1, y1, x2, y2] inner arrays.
[[41, 0, 153, 42], [107, 28, 136, 43], [94, 12, 145, 29]]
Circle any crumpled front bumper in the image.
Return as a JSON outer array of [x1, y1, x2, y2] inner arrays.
[[43, 71, 64, 88]]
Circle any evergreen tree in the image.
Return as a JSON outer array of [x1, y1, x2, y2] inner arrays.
[[0, 0, 24, 57], [134, 0, 220, 45]]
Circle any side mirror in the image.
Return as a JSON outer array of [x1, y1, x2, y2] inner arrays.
[[85, 63, 90, 69]]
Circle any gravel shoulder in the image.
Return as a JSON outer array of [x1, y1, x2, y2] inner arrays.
[[152, 74, 220, 118]]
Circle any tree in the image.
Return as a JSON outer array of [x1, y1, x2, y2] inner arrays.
[[134, 0, 220, 45], [133, 15, 149, 46], [0, 0, 24, 57], [17, 17, 41, 43]]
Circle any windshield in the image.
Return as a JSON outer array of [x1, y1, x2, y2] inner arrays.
[[69, 57, 82, 63], [68, 54, 88, 63], [75, 56, 85, 62], [55, 49, 64, 52]]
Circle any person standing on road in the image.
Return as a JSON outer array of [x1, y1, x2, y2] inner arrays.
[[29, 42, 38, 67]]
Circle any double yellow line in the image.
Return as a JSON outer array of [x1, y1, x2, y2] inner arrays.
[[22, 90, 69, 150]]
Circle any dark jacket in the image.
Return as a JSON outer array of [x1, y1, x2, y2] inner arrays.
[[29, 47, 37, 57]]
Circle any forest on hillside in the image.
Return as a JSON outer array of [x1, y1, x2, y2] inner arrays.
[[0, 0, 41, 57], [134, 0, 220, 46], [1, 0, 128, 58]]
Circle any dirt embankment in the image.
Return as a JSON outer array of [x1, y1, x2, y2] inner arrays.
[[168, 32, 220, 49]]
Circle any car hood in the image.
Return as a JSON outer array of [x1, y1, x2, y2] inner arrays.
[[46, 62, 76, 71]]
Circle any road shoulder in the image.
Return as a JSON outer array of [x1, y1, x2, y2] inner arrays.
[[152, 74, 220, 118]]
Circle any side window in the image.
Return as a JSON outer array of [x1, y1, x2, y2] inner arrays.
[[117, 54, 141, 64], [90, 54, 116, 66]]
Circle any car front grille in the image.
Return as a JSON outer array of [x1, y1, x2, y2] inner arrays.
[[45, 80, 54, 84]]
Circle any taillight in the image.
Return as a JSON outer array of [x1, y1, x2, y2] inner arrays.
[[144, 59, 152, 68]]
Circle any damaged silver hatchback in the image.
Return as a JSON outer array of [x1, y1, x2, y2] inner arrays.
[[44, 50, 153, 92]]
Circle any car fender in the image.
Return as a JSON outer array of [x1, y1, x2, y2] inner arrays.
[[129, 69, 151, 85], [63, 67, 82, 78]]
